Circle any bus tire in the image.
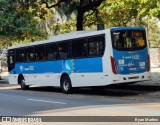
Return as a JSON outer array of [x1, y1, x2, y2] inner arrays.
[[19, 76, 29, 90], [61, 76, 72, 94]]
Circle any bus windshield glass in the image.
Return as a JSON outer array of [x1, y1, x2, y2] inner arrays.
[[111, 30, 147, 51]]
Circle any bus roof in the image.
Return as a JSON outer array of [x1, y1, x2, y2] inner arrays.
[[8, 30, 106, 49], [8, 27, 145, 49]]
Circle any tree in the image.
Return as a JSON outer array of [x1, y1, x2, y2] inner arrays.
[[94, 0, 141, 27], [0, 0, 46, 48], [144, 17, 160, 48], [26, 0, 104, 31], [138, 0, 160, 19], [51, 18, 76, 34]]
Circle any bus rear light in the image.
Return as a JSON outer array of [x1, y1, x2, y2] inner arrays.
[[147, 55, 150, 72], [110, 56, 117, 75]]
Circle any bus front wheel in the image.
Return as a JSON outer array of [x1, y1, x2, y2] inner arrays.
[[61, 76, 72, 94], [19, 77, 29, 90]]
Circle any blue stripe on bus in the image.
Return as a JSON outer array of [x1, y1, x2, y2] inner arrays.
[[74, 57, 103, 73], [10, 57, 103, 75]]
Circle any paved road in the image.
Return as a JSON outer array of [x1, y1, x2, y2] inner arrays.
[[0, 68, 160, 124], [0, 83, 159, 117]]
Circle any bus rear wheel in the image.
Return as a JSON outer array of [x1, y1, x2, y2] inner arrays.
[[61, 76, 72, 94], [19, 77, 29, 90]]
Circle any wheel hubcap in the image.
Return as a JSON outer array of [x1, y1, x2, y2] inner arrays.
[[63, 80, 69, 91], [21, 80, 25, 86]]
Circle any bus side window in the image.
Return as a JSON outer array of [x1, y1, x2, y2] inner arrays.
[[25, 47, 35, 62], [58, 42, 68, 59], [72, 39, 87, 58], [46, 43, 57, 60], [88, 36, 105, 57], [35, 45, 46, 61], [16, 49, 25, 62]]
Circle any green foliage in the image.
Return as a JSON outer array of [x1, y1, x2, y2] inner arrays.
[[0, 0, 160, 49], [139, 0, 160, 19], [95, 0, 140, 27], [84, 0, 159, 28], [0, 0, 47, 48], [144, 17, 160, 48], [36, 0, 104, 30], [51, 19, 76, 35]]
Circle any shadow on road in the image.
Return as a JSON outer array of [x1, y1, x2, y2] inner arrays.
[[0, 79, 160, 97], [17, 83, 160, 97]]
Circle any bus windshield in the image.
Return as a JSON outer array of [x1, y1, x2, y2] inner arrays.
[[111, 30, 147, 51]]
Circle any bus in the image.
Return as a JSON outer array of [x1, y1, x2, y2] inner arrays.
[[7, 27, 151, 93]]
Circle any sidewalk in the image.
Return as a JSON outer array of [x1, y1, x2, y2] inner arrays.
[[135, 68, 160, 86], [151, 68, 160, 82]]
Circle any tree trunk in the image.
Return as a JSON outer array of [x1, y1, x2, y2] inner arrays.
[[76, 8, 84, 31]]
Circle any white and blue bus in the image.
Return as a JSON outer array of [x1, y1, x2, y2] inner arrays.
[[7, 27, 151, 93]]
